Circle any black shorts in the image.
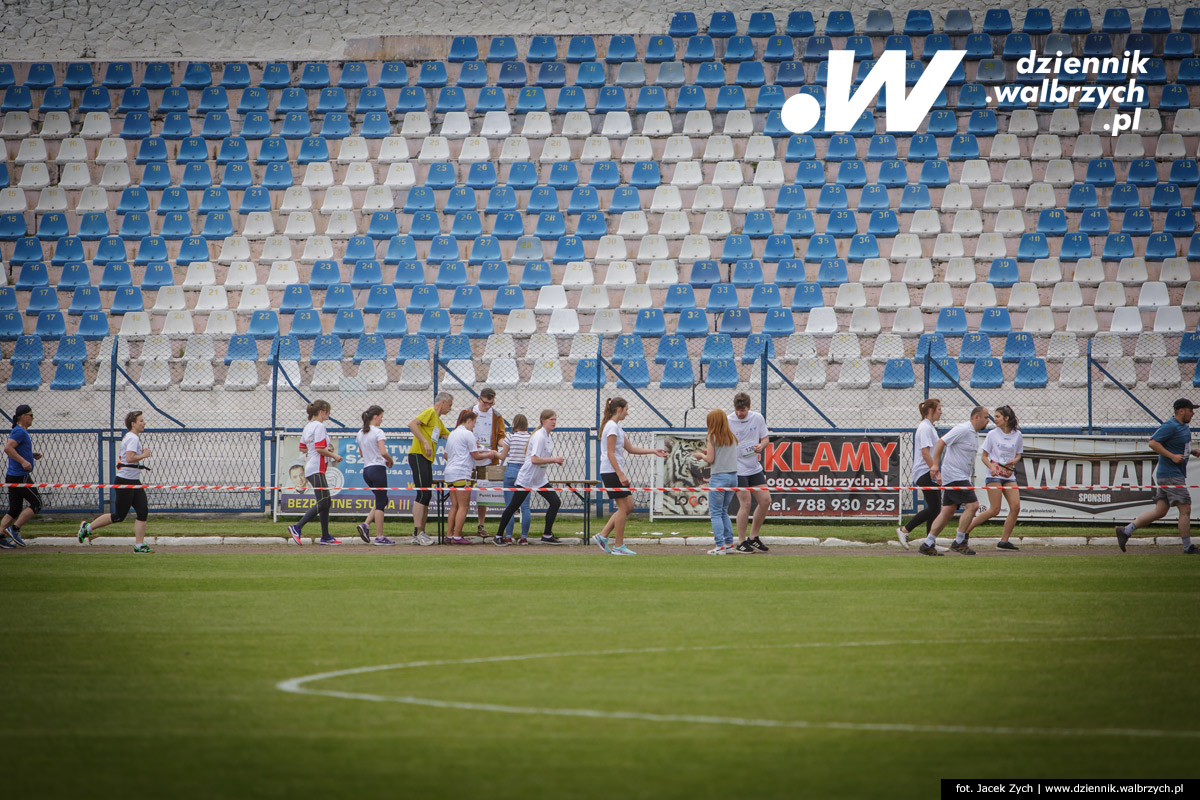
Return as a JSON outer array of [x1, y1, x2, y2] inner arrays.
[[111, 477, 148, 523], [737, 471, 768, 489], [7, 478, 42, 518], [601, 471, 630, 500], [408, 453, 433, 506], [942, 481, 978, 508], [363, 465, 388, 511]]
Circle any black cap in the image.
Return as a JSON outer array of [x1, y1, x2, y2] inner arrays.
[[1174, 398, 1198, 412], [13, 404, 31, 418]]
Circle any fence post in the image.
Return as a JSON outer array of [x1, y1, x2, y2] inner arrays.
[[269, 338, 280, 518], [922, 346, 931, 398], [1086, 337, 1094, 435], [595, 337, 603, 522], [760, 337, 768, 416], [432, 336, 440, 399], [107, 336, 118, 515]]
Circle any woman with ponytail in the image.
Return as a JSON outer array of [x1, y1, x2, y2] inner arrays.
[[965, 405, 1024, 551], [594, 397, 668, 556], [896, 398, 942, 550], [287, 400, 342, 546], [355, 405, 395, 546]]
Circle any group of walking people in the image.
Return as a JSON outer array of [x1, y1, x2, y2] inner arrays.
[[2, 393, 1196, 555]]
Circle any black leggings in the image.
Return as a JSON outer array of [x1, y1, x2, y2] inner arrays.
[[111, 477, 149, 523], [409, 454, 433, 506], [496, 486, 561, 538], [364, 465, 388, 511], [902, 472, 942, 535], [297, 472, 330, 537]]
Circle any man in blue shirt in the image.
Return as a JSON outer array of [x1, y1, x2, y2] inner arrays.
[[1, 404, 43, 548], [1116, 398, 1200, 554]]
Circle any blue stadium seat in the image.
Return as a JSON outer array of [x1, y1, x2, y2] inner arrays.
[[749, 285, 781, 312], [701, 333, 735, 364], [732, 259, 765, 288], [67, 286, 101, 316], [1014, 357, 1048, 389], [322, 284, 355, 313], [288, 310, 323, 339], [978, 308, 1012, 337], [450, 286, 483, 314], [925, 357, 960, 389], [614, 358, 650, 389], [6, 361, 41, 391], [659, 358, 694, 388], [392, 334, 428, 363], [790, 283, 824, 312], [882, 358, 916, 389], [52, 334, 88, 363], [1145, 234, 1177, 262], [610, 334, 644, 366], [572, 359, 604, 389], [1102, 233, 1135, 262], [268, 335, 301, 365], [763, 236, 795, 263], [224, 335, 259, 365], [1002, 332, 1036, 363], [705, 358, 739, 388], [804, 235, 838, 263], [33, 310, 66, 339], [331, 310, 365, 339], [35, 213, 68, 242], [825, 10, 853, 36], [1152, 183, 1184, 211], [117, 87, 150, 114], [362, 285, 398, 316], [742, 333, 776, 364], [58, 262, 92, 292], [24, 286, 58, 317], [97, 261, 132, 291], [1142, 8, 1171, 33], [280, 285, 313, 314], [706, 285, 738, 314], [930, 308, 965, 338], [11, 335, 44, 364], [48, 360, 84, 390], [242, 310, 278, 340], [1016, 234, 1050, 262], [969, 357, 1004, 389], [676, 309, 710, 338], [371, 309, 406, 338], [309, 334, 343, 364], [911, 334, 947, 363], [986, 258, 1020, 288]]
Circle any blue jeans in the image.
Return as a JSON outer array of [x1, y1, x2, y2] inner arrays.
[[502, 463, 531, 538], [708, 472, 736, 546]]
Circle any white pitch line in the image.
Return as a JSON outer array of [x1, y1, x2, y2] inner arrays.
[[277, 634, 1200, 740]]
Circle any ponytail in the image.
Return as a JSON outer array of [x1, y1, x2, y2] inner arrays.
[[362, 404, 384, 434], [996, 405, 1019, 431], [918, 398, 940, 420], [306, 399, 330, 420], [599, 396, 627, 436]]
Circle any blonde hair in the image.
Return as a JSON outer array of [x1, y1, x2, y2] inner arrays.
[[706, 409, 736, 448]]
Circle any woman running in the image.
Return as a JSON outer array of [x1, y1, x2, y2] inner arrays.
[[693, 409, 739, 554], [494, 413, 532, 545], [442, 409, 498, 545], [356, 405, 395, 546], [594, 397, 668, 556], [494, 409, 565, 545], [965, 405, 1024, 551], [287, 400, 342, 546], [407, 392, 452, 546], [76, 410, 153, 553], [896, 398, 942, 550]]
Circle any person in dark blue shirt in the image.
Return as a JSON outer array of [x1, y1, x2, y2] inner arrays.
[[1116, 398, 1200, 554], [1, 404, 43, 548]]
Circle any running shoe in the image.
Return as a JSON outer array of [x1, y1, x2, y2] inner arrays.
[[318, 537, 342, 546], [611, 544, 637, 556], [504, 537, 515, 545], [288, 525, 303, 545], [516, 538, 530, 546], [1115, 525, 1129, 552], [5, 527, 25, 547], [357, 522, 370, 543], [492, 535, 510, 547], [735, 541, 755, 553], [0, 535, 14, 550], [996, 540, 1020, 551], [373, 536, 396, 546], [414, 531, 435, 546], [133, 543, 152, 553], [540, 535, 565, 545], [896, 527, 910, 550], [446, 536, 473, 545], [1184, 544, 1199, 555], [949, 540, 976, 555], [595, 533, 610, 553], [918, 542, 943, 556], [477, 524, 488, 537], [707, 545, 727, 555], [749, 536, 769, 552], [77, 521, 91, 543]]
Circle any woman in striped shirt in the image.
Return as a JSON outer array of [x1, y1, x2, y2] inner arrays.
[[494, 414, 531, 545]]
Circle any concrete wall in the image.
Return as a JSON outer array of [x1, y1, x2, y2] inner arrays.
[[0, 1, 1177, 61]]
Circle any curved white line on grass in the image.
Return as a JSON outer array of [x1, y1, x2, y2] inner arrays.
[[277, 634, 1200, 739]]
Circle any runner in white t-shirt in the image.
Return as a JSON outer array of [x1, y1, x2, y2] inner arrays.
[[925, 406, 990, 556], [354, 405, 396, 546], [728, 392, 771, 553], [494, 410, 565, 545], [965, 405, 1024, 551], [287, 400, 342, 546], [77, 410, 154, 552], [896, 398, 943, 551], [443, 409, 498, 545], [594, 397, 668, 556]]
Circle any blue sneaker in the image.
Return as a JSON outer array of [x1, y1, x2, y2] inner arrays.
[[356, 522, 370, 543], [287, 525, 303, 545], [5, 526, 26, 547], [611, 544, 637, 556], [594, 533, 610, 553], [318, 536, 342, 546], [373, 536, 396, 546], [0, 535, 15, 550]]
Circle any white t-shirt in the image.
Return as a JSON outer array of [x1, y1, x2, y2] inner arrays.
[[117, 432, 143, 480], [473, 405, 495, 450], [356, 425, 388, 469], [599, 420, 625, 475], [300, 420, 329, 477], [982, 428, 1024, 472], [517, 427, 553, 488], [939, 421, 980, 484], [442, 426, 480, 483], [728, 411, 769, 476], [912, 419, 939, 482]]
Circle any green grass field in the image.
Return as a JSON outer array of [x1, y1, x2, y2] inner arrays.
[[3, 549, 1198, 799]]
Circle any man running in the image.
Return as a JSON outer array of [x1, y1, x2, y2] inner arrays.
[[728, 393, 771, 553], [1115, 398, 1200, 554], [1, 404, 42, 548], [923, 406, 990, 556]]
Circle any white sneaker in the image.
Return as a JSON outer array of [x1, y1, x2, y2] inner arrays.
[[707, 545, 727, 555], [415, 531, 434, 546], [896, 527, 910, 550]]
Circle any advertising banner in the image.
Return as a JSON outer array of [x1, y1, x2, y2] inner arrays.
[[276, 433, 428, 518], [654, 433, 902, 519]]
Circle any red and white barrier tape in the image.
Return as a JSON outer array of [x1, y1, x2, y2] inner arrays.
[[2, 482, 1196, 493]]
